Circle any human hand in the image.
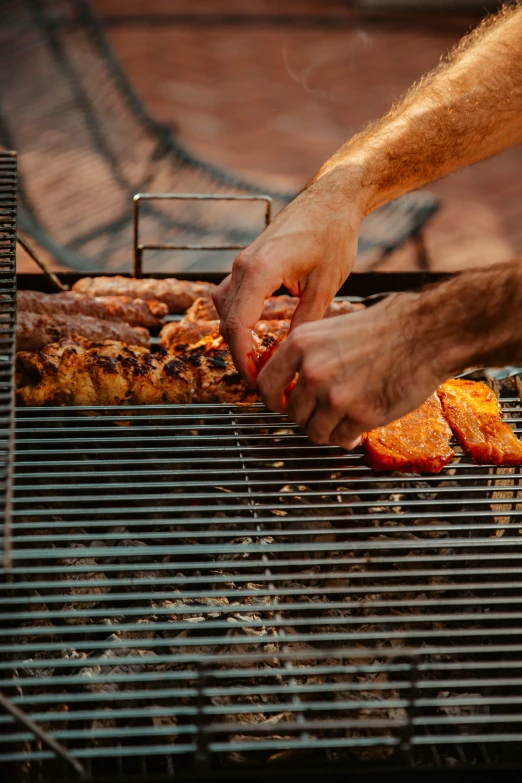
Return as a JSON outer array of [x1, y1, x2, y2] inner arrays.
[[213, 169, 364, 384], [257, 293, 449, 449]]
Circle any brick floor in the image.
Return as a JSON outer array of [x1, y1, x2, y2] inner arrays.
[[18, 1, 522, 273]]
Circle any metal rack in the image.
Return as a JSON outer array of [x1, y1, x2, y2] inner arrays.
[[0, 151, 17, 569], [3, 178, 521, 778], [3, 398, 522, 777], [132, 194, 272, 278]]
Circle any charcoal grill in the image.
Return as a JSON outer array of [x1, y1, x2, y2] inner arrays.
[[3, 180, 522, 782]]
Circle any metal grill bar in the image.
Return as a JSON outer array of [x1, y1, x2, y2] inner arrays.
[[0, 151, 17, 569], [5, 392, 522, 776]]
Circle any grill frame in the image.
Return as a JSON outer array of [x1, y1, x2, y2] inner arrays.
[[5, 270, 522, 780], [0, 151, 17, 570]]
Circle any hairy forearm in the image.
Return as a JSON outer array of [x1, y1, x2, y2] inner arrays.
[[413, 259, 522, 376], [314, 3, 522, 214]]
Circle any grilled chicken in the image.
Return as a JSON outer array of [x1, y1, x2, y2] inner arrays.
[[72, 276, 215, 314], [438, 379, 522, 465], [159, 320, 219, 350], [325, 300, 365, 318], [184, 295, 364, 323], [252, 320, 290, 338], [16, 339, 192, 407], [184, 297, 220, 322], [18, 290, 168, 328], [248, 334, 297, 400], [363, 394, 454, 473], [16, 335, 264, 407], [159, 318, 290, 351], [17, 311, 149, 352], [176, 334, 259, 404]]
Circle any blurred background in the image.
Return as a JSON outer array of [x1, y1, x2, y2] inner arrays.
[[2, 0, 521, 277]]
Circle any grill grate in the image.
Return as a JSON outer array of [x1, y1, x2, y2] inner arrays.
[[3, 394, 522, 777], [0, 151, 17, 569]]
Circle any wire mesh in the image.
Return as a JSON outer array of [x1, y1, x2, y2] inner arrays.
[[3, 391, 522, 777], [0, 151, 17, 569]]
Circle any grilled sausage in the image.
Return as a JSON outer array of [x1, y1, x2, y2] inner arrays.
[[72, 276, 216, 314], [18, 290, 168, 328], [16, 311, 149, 352]]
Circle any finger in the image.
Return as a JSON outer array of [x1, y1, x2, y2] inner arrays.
[[224, 264, 284, 384], [330, 417, 364, 450], [286, 374, 317, 430], [289, 282, 333, 332], [212, 274, 231, 317], [225, 285, 276, 385], [258, 338, 303, 413], [305, 403, 344, 446], [219, 255, 249, 334]]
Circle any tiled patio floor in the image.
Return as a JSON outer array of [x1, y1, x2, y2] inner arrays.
[[17, 0, 522, 273]]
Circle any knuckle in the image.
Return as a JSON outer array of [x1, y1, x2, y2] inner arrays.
[[326, 385, 345, 412], [232, 252, 249, 274], [300, 362, 321, 388], [331, 423, 358, 448], [291, 408, 307, 429], [307, 426, 329, 446]]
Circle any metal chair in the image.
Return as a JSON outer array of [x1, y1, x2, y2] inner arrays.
[[0, 0, 439, 273]]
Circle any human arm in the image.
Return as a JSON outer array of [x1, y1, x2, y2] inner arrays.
[[258, 259, 522, 448], [215, 3, 522, 383]]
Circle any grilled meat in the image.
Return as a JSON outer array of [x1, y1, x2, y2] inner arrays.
[[18, 290, 168, 328], [159, 319, 290, 351], [184, 295, 364, 323], [17, 311, 149, 352], [72, 276, 215, 314], [261, 295, 364, 320], [159, 320, 219, 350], [177, 334, 259, 404], [260, 295, 300, 320], [363, 394, 454, 474], [253, 320, 290, 338], [184, 297, 220, 322], [438, 378, 522, 465], [16, 339, 188, 407], [16, 335, 262, 407], [325, 300, 365, 317], [248, 334, 297, 401]]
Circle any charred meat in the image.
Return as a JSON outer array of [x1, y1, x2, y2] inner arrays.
[[16, 335, 263, 407], [159, 319, 290, 351]]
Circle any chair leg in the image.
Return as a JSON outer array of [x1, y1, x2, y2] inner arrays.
[[413, 231, 430, 271]]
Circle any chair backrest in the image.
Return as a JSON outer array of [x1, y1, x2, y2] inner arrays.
[[1, 0, 438, 274], [0, 0, 294, 273]]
